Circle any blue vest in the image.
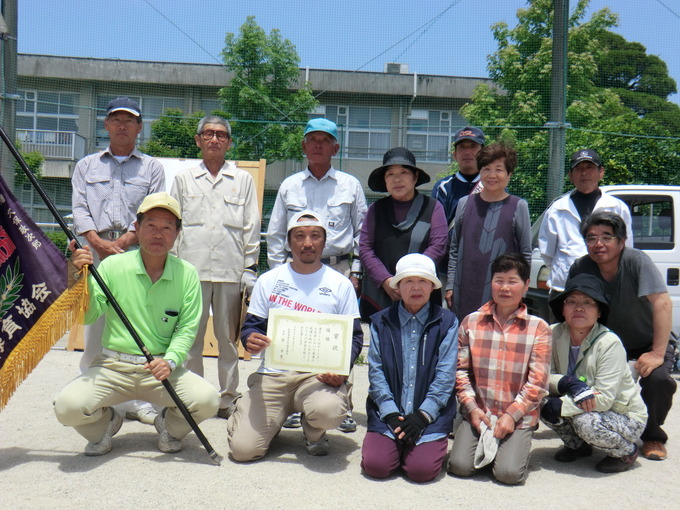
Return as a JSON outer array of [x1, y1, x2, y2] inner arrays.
[[366, 302, 458, 435]]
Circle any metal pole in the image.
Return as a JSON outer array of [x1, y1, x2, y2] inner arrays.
[[545, 0, 570, 203], [0, 0, 17, 190], [0, 125, 222, 465]]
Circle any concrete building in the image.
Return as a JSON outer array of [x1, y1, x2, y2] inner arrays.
[[16, 53, 499, 221]]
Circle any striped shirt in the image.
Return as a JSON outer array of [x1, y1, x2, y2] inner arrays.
[[72, 147, 165, 235], [456, 301, 551, 429]]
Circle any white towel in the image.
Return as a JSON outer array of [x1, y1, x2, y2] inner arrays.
[[473, 414, 500, 469]]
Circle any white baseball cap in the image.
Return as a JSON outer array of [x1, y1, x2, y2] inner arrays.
[[286, 210, 327, 234]]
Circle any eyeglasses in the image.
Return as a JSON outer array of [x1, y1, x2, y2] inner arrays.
[[585, 234, 616, 246], [563, 298, 598, 309], [199, 129, 230, 142]]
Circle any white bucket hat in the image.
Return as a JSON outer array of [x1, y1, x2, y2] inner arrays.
[[389, 253, 441, 289]]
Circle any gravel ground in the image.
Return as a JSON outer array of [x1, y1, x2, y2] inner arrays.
[[2, 335, 679, 510]]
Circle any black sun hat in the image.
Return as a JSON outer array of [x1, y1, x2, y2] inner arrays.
[[367, 147, 430, 192], [549, 273, 610, 324]]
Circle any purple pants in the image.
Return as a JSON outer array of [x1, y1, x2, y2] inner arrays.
[[361, 431, 448, 483]]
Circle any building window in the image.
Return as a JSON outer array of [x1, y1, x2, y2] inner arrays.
[[95, 95, 184, 147], [199, 99, 222, 114], [16, 90, 79, 134], [406, 109, 466, 162], [325, 105, 391, 160]]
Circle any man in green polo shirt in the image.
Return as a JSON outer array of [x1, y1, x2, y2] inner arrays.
[[54, 192, 219, 457]]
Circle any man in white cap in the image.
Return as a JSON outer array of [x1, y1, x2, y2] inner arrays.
[[55, 192, 219, 457], [228, 211, 364, 461], [267, 117, 367, 432], [71, 96, 165, 424], [362, 253, 458, 483]]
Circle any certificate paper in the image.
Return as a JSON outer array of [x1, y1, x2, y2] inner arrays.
[[264, 309, 353, 375]]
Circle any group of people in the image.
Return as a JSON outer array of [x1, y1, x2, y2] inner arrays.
[[52, 97, 674, 485]]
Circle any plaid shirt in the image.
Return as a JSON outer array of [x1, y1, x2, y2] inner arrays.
[[456, 301, 551, 429]]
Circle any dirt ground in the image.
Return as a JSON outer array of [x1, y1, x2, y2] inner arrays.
[[2, 336, 679, 509]]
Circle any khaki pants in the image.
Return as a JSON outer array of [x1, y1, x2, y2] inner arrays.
[[228, 371, 348, 461], [448, 419, 534, 485], [54, 355, 219, 443], [185, 281, 242, 408]]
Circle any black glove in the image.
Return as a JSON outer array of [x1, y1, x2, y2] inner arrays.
[[541, 396, 563, 424], [399, 411, 430, 444], [558, 376, 596, 404], [384, 412, 403, 435]]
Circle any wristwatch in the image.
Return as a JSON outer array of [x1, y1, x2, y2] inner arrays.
[[165, 359, 176, 371]]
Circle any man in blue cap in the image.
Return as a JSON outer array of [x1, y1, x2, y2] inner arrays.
[[266, 118, 367, 433]]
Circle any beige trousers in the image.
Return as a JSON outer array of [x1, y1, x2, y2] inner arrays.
[[54, 355, 219, 443], [228, 371, 348, 461]]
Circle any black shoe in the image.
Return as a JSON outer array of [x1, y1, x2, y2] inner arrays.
[[554, 443, 593, 462], [596, 446, 638, 473]]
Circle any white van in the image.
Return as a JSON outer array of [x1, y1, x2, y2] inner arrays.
[[526, 185, 680, 338]]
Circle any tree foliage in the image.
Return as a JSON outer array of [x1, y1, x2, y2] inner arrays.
[[14, 140, 44, 184], [219, 16, 318, 162], [461, 0, 680, 218], [139, 108, 207, 159]]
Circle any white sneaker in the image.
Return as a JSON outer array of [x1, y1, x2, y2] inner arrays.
[[125, 402, 158, 425], [85, 408, 123, 456], [154, 409, 182, 453]]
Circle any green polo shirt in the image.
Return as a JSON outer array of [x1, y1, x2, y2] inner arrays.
[[84, 249, 202, 366]]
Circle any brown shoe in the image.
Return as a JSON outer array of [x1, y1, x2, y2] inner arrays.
[[641, 440, 667, 460]]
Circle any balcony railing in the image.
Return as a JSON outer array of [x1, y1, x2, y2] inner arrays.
[[16, 129, 86, 160]]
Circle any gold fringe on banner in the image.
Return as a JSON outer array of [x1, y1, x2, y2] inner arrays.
[[0, 267, 89, 410]]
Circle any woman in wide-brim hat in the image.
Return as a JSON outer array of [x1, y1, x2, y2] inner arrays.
[[358, 147, 447, 322], [540, 273, 647, 474]]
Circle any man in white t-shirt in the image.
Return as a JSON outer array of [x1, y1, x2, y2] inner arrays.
[[228, 211, 364, 461]]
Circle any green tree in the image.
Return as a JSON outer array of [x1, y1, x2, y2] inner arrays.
[[139, 108, 207, 158], [219, 16, 318, 162], [593, 30, 680, 134], [14, 140, 44, 184], [461, 0, 680, 218]]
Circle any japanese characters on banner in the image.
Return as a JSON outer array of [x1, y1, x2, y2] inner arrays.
[[0, 175, 84, 410]]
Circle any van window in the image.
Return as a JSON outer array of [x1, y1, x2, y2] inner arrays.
[[615, 194, 674, 250]]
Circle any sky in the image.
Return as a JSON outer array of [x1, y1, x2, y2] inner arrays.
[[16, 0, 680, 105]]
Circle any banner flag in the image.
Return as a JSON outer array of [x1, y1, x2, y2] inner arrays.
[[0, 174, 86, 410]]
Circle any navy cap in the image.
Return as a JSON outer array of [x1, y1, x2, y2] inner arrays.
[[106, 97, 141, 117], [453, 126, 485, 146], [570, 149, 602, 170]]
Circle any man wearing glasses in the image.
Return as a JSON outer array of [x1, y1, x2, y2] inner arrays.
[[539, 149, 633, 294], [171, 115, 261, 420], [569, 210, 675, 462]]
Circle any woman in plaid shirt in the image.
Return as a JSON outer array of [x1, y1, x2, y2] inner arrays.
[[447, 253, 552, 485]]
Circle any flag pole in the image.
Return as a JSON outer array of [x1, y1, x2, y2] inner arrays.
[[0, 125, 222, 465]]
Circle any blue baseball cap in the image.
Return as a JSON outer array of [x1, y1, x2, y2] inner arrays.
[[304, 118, 338, 140]]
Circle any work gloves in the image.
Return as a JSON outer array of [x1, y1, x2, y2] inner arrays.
[[558, 375, 596, 404]]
